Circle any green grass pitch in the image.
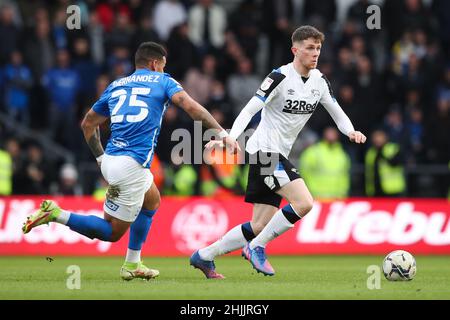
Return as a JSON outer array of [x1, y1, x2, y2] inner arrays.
[[1, 256, 449, 300]]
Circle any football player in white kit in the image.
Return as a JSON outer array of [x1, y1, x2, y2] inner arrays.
[[190, 26, 367, 278]]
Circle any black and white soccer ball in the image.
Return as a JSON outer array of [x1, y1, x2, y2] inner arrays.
[[382, 250, 417, 281]]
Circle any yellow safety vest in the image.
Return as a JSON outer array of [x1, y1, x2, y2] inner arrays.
[[365, 143, 406, 196], [0, 150, 12, 195], [299, 141, 350, 199], [93, 187, 107, 201], [173, 165, 198, 196]]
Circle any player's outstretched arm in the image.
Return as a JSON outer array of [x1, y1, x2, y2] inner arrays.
[[204, 96, 264, 152], [171, 90, 239, 152], [323, 102, 366, 144], [81, 108, 108, 164], [320, 76, 366, 144], [172, 90, 224, 132], [229, 96, 265, 140]]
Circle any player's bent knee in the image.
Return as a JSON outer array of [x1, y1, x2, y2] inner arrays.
[[291, 199, 314, 217], [250, 222, 266, 235], [143, 186, 161, 211], [109, 228, 128, 242], [109, 233, 122, 242], [152, 196, 161, 210], [109, 224, 130, 242], [144, 197, 160, 211]]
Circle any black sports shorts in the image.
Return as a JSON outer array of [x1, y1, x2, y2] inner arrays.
[[244, 151, 301, 208]]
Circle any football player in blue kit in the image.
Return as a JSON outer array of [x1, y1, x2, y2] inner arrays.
[[22, 42, 239, 280]]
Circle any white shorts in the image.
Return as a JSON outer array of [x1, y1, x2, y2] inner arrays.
[[101, 154, 153, 222]]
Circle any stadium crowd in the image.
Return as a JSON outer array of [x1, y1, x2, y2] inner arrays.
[[0, 0, 449, 198]]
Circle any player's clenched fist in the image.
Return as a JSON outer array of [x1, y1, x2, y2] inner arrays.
[[349, 131, 367, 144]]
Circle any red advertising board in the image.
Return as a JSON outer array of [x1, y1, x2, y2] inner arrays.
[[0, 196, 449, 255]]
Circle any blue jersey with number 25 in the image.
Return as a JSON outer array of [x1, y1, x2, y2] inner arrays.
[[92, 69, 183, 168]]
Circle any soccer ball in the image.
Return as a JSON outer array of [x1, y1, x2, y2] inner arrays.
[[382, 250, 416, 281]]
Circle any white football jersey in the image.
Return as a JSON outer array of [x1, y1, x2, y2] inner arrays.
[[246, 62, 352, 158]]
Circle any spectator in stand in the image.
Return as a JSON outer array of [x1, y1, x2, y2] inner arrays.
[[425, 96, 450, 197], [399, 53, 426, 95], [166, 22, 198, 80], [107, 46, 133, 79], [404, 88, 422, 112], [336, 20, 359, 50], [219, 31, 246, 80], [336, 84, 365, 163], [353, 55, 384, 125], [95, 0, 130, 33], [106, 11, 133, 51], [227, 57, 262, 118], [87, 11, 105, 66], [203, 80, 232, 128], [183, 54, 217, 106], [401, 0, 435, 37], [42, 49, 80, 148], [3, 51, 33, 125], [4, 137, 25, 194], [228, 0, 261, 64], [131, 15, 160, 55], [436, 66, 450, 104], [431, 0, 450, 57], [391, 31, 415, 76], [350, 35, 370, 60], [261, 0, 294, 72], [365, 129, 406, 197], [405, 107, 424, 164], [0, 141, 12, 196], [383, 0, 406, 47], [347, 0, 371, 29], [72, 37, 100, 100], [153, 0, 187, 42], [21, 142, 52, 194], [426, 95, 450, 164], [0, 0, 21, 26], [188, 0, 227, 55], [303, 0, 336, 31], [382, 107, 409, 149], [299, 127, 351, 199], [52, 7, 69, 50], [0, 2, 20, 65], [22, 16, 54, 82], [128, 0, 152, 23], [51, 163, 83, 196], [333, 47, 356, 87], [422, 39, 445, 98]]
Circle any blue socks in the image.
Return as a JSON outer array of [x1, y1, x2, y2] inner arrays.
[[67, 214, 113, 241], [128, 209, 156, 250], [65, 209, 157, 245]]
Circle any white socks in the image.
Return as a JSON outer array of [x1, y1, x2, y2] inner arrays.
[[125, 248, 141, 264], [55, 210, 71, 225], [250, 208, 296, 249], [199, 224, 248, 261], [197, 204, 303, 260]]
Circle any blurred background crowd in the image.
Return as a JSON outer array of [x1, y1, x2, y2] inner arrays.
[[0, 0, 448, 199]]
